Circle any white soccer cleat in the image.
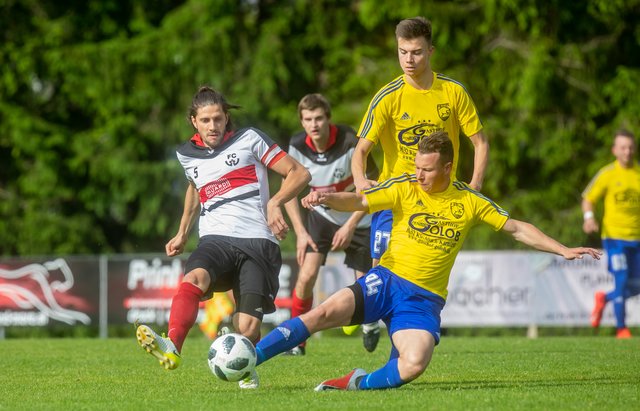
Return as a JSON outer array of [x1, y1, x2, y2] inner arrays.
[[136, 324, 181, 370], [238, 369, 260, 389]]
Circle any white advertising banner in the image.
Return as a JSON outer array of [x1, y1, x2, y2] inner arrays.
[[315, 251, 639, 327]]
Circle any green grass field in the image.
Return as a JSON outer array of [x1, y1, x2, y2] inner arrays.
[[2, 332, 638, 410]]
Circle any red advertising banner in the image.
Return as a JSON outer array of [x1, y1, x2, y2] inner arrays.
[[0, 254, 298, 330], [0, 257, 99, 327]]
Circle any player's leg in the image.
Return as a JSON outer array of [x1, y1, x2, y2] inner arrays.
[[592, 239, 616, 328], [255, 287, 358, 365], [233, 294, 268, 389], [360, 329, 435, 390], [615, 242, 640, 339], [233, 294, 265, 344], [364, 211, 392, 350], [228, 238, 282, 388], [286, 252, 325, 355], [603, 240, 630, 334], [135, 269, 208, 370], [136, 239, 227, 369], [315, 271, 444, 391]]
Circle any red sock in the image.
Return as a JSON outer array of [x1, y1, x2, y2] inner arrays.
[[290, 290, 313, 348], [291, 289, 313, 318], [168, 282, 203, 353]]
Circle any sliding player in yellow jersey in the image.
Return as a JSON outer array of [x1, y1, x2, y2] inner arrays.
[[252, 131, 600, 391], [583, 129, 640, 339], [350, 17, 489, 349]]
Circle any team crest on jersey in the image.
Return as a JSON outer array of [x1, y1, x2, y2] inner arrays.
[[450, 202, 464, 219], [333, 168, 345, 179], [225, 153, 239, 167], [437, 104, 451, 121], [397, 122, 438, 146]]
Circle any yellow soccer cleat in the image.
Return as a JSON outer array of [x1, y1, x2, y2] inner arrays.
[[342, 324, 360, 336], [136, 324, 182, 370]]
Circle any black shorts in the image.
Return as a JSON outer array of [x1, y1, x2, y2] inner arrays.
[[306, 211, 372, 273], [185, 235, 282, 315]]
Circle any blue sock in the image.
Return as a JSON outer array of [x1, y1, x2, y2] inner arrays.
[[255, 317, 310, 366], [388, 342, 399, 362], [358, 358, 405, 390], [613, 295, 626, 329]]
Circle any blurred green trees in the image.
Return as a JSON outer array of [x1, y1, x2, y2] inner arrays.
[[1, 0, 638, 255]]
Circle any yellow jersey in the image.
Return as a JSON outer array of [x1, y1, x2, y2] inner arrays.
[[582, 161, 640, 240], [364, 176, 509, 299], [357, 73, 483, 181]]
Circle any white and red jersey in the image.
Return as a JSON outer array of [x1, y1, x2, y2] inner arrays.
[[176, 128, 286, 243], [287, 124, 378, 227]]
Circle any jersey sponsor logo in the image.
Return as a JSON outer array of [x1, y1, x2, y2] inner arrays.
[[614, 188, 640, 207], [437, 103, 451, 121], [199, 165, 258, 203], [408, 212, 462, 241], [450, 202, 465, 219], [397, 122, 442, 146]]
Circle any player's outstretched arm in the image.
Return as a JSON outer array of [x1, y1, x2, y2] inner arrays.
[[351, 138, 378, 193], [501, 218, 602, 260], [283, 195, 318, 266], [468, 130, 489, 191], [166, 183, 200, 257], [267, 155, 311, 241], [302, 191, 368, 212]]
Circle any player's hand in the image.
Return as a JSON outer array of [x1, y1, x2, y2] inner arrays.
[[582, 218, 599, 234], [301, 192, 325, 209], [354, 177, 377, 194], [331, 224, 355, 251], [561, 247, 602, 260], [296, 231, 318, 266], [165, 234, 187, 257], [267, 201, 289, 241]]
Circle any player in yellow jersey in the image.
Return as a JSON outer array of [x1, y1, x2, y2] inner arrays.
[[252, 131, 600, 391], [582, 129, 640, 339], [351, 17, 489, 349]]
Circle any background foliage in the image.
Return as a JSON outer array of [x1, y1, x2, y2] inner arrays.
[[1, 0, 639, 255]]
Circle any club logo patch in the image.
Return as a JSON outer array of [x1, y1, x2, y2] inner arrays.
[[437, 104, 451, 121], [450, 202, 464, 219]]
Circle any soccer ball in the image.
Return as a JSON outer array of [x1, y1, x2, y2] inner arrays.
[[207, 333, 257, 382]]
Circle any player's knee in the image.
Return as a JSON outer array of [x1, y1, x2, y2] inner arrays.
[[235, 319, 261, 343], [182, 268, 210, 293], [398, 352, 429, 381]]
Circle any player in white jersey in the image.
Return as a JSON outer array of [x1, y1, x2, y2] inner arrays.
[[136, 86, 310, 389], [282, 94, 379, 355]]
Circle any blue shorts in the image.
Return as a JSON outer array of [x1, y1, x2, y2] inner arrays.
[[603, 238, 640, 281], [349, 265, 446, 344], [370, 209, 393, 259]]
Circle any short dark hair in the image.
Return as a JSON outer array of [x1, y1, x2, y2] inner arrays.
[[418, 130, 453, 165], [395, 17, 432, 43], [297, 93, 331, 119], [188, 86, 241, 132], [614, 128, 636, 144]]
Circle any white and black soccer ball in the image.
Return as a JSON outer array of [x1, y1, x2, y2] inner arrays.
[[207, 333, 257, 382]]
